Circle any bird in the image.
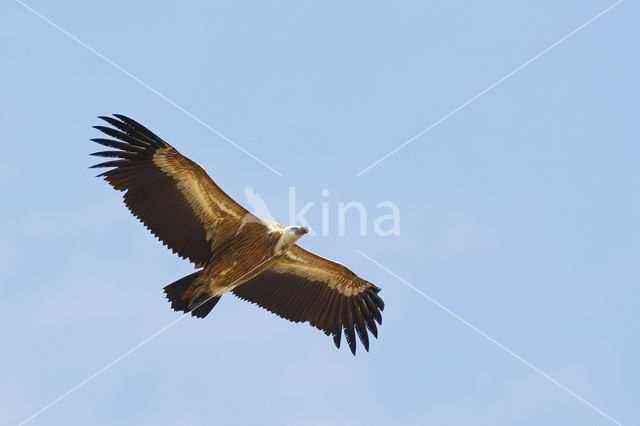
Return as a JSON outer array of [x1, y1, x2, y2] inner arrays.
[[90, 114, 384, 355]]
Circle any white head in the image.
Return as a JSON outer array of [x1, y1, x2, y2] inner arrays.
[[276, 225, 309, 252], [284, 225, 309, 241]]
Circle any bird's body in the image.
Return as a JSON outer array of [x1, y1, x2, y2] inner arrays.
[[91, 114, 384, 354], [176, 221, 299, 312]]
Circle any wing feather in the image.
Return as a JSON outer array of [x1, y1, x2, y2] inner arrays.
[[91, 114, 255, 266], [232, 245, 383, 355], [353, 300, 369, 352], [343, 300, 357, 355]]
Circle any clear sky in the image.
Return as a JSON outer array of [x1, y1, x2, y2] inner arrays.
[[1, 1, 638, 425]]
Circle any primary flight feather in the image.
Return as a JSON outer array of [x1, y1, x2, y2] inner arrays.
[[91, 114, 384, 355]]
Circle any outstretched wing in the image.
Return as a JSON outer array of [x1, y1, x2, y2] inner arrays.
[[232, 245, 384, 355], [90, 114, 254, 267]]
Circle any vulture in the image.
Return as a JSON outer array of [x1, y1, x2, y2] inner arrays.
[[90, 114, 384, 355]]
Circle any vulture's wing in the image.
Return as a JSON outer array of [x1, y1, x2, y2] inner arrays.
[[90, 114, 254, 267], [232, 245, 384, 355]]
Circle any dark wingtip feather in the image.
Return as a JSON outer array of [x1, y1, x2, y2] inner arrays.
[[112, 113, 167, 147], [355, 319, 369, 352], [90, 159, 131, 169], [90, 150, 137, 159], [333, 330, 341, 349], [367, 317, 378, 338], [364, 294, 383, 326], [112, 113, 133, 122], [90, 138, 147, 153], [357, 298, 378, 339], [352, 300, 370, 352], [348, 335, 357, 355], [92, 125, 152, 148], [344, 306, 357, 355], [370, 290, 385, 311]]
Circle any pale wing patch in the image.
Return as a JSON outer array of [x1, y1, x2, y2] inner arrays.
[[284, 249, 348, 269], [153, 150, 248, 247], [153, 151, 218, 222], [276, 252, 367, 297]]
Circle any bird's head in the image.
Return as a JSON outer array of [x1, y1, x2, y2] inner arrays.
[[275, 225, 310, 253], [292, 226, 309, 236], [279, 225, 309, 249]]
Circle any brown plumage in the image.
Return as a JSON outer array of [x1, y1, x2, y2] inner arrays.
[[91, 114, 384, 354]]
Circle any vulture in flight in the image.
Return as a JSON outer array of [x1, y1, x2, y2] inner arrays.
[[90, 114, 384, 355]]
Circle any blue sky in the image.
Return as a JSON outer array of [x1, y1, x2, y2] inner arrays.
[[1, 1, 638, 425]]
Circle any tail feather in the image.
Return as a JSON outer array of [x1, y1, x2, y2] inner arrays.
[[163, 272, 221, 318], [191, 294, 221, 318]]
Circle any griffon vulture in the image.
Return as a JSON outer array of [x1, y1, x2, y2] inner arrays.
[[90, 114, 384, 355]]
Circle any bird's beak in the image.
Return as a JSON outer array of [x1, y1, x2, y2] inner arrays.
[[298, 227, 309, 235]]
